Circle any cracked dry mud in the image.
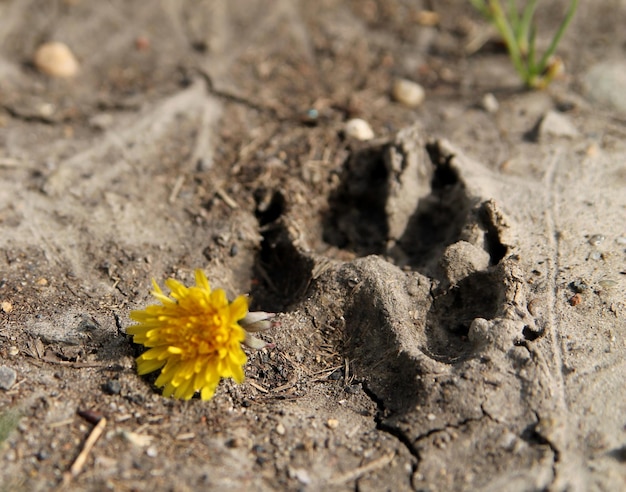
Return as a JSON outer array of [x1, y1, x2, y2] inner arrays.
[[1, 1, 625, 491]]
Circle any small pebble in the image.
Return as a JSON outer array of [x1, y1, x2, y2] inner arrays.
[[0, 366, 17, 390], [34, 42, 79, 78], [292, 468, 311, 485], [300, 108, 319, 126], [569, 294, 582, 306], [196, 157, 212, 172], [481, 93, 499, 113], [1, 301, 12, 313], [135, 36, 151, 51], [326, 418, 339, 429], [570, 279, 588, 293], [103, 379, 122, 395], [275, 423, 286, 435], [36, 449, 50, 461], [588, 234, 605, 246], [146, 446, 158, 458], [414, 10, 440, 26], [8, 346, 19, 356], [538, 111, 579, 139], [392, 78, 425, 108], [344, 118, 374, 140], [615, 236, 626, 246], [427, 413, 436, 421]]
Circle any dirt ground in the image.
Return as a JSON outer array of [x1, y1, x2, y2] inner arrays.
[[1, 1, 625, 491]]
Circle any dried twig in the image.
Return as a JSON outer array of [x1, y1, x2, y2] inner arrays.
[[64, 417, 107, 483], [215, 186, 239, 209], [168, 175, 185, 203], [328, 451, 396, 485], [248, 380, 269, 393]]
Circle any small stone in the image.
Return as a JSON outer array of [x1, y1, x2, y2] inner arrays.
[[275, 423, 286, 435], [135, 36, 151, 51], [36, 449, 50, 461], [569, 293, 582, 306], [588, 234, 605, 246], [196, 157, 212, 172], [34, 42, 79, 78], [103, 380, 122, 395], [427, 413, 436, 421], [537, 111, 579, 139], [344, 118, 374, 140], [1, 301, 12, 313], [616, 236, 626, 246], [290, 468, 311, 485], [146, 446, 158, 457], [392, 78, 425, 108], [36, 278, 48, 286], [8, 346, 19, 356], [414, 10, 439, 26], [0, 366, 17, 390], [326, 418, 339, 429], [481, 93, 499, 113], [570, 279, 588, 293]]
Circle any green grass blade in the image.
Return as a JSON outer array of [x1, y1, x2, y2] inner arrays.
[[538, 0, 579, 70], [518, 0, 538, 55], [487, 0, 527, 80]]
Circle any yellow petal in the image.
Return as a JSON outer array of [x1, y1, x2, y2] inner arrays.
[[230, 295, 249, 322], [194, 269, 211, 292], [136, 357, 166, 375]]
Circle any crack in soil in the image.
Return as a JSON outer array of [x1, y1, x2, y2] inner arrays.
[[361, 380, 420, 469], [196, 68, 285, 121], [0, 103, 60, 125]]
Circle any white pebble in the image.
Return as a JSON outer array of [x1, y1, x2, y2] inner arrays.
[[392, 78, 425, 108], [34, 42, 79, 78], [345, 118, 374, 140], [538, 110, 579, 139], [481, 93, 499, 113]]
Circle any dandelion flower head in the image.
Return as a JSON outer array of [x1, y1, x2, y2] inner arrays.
[[127, 269, 248, 400]]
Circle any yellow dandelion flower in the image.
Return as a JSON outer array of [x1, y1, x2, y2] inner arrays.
[[127, 269, 249, 401]]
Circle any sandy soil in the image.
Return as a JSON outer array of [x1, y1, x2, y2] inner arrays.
[[1, 1, 625, 491]]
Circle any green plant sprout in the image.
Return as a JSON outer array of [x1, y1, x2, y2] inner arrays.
[[470, 0, 579, 89]]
